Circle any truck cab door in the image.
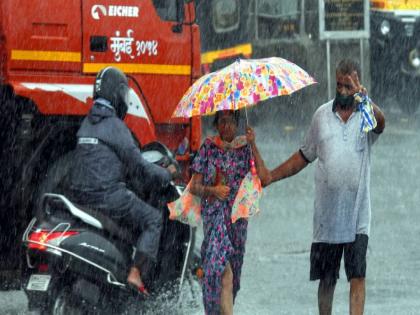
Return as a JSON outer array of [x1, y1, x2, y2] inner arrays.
[[7, 0, 82, 73], [81, 0, 195, 125]]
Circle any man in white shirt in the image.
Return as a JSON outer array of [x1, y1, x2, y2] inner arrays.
[[269, 59, 385, 315]]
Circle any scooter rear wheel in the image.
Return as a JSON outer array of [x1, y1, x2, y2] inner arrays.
[[51, 287, 84, 315]]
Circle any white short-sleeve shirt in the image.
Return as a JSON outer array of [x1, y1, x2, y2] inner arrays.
[[300, 100, 380, 243]]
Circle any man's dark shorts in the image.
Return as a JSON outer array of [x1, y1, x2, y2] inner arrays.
[[310, 234, 368, 282]]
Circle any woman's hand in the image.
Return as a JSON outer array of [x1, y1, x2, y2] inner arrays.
[[213, 184, 230, 200], [190, 174, 230, 200], [246, 126, 255, 144]]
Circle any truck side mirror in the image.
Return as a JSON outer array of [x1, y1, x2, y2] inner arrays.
[[172, 0, 185, 33], [183, 0, 196, 24]]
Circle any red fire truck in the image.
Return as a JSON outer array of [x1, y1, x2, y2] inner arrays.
[[0, 0, 201, 286]]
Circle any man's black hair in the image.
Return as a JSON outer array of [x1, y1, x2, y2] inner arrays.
[[213, 110, 240, 127], [336, 59, 361, 77]]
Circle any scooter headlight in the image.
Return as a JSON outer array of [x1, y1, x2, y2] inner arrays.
[[408, 49, 420, 69], [380, 20, 391, 36]]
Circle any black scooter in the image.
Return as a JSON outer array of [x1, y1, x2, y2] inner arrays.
[[22, 142, 198, 314]]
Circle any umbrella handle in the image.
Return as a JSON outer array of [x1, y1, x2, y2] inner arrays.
[[245, 107, 255, 171], [244, 107, 257, 175], [245, 107, 249, 125]]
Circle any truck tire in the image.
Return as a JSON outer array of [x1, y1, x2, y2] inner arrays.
[[34, 151, 75, 216]]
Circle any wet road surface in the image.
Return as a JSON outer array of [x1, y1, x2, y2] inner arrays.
[[1, 104, 419, 314]]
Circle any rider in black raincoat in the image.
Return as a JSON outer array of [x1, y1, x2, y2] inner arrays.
[[68, 67, 173, 293]]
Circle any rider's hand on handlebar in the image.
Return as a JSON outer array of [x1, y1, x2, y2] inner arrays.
[[166, 164, 179, 179]]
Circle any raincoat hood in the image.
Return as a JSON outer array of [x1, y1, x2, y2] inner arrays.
[[88, 98, 116, 124]]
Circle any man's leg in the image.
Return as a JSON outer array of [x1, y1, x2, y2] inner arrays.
[[318, 278, 336, 315], [130, 201, 163, 263], [125, 196, 163, 289], [350, 278, 365, 315], [310, 242, 343, 315], [221, 263, 233, 315], [344, 234, 368, 315], [105, 189, 163, 266]]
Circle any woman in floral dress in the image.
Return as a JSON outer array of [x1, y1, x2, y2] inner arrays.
[[190, 110, 270, 315]]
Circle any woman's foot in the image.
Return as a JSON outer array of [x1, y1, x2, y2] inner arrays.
[[127, 266, 149, 296]]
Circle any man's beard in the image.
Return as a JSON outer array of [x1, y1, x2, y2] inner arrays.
[[334, 91, 355, 109]]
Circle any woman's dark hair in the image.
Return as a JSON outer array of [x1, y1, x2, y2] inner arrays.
[[213, 110, 240, 127]]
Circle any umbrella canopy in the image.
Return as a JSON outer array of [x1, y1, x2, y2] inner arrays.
[[172, 57, 316, 118]]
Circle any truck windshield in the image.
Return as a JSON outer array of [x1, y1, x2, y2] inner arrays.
[[257, 0, 299, 17], [152, 0, 178, 21], [212, 0, 240, 32]]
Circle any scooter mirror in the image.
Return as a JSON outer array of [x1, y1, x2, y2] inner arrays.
[[142, 150, 164, 164]]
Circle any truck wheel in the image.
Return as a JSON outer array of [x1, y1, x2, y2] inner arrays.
[[34, 151, 75, 216]]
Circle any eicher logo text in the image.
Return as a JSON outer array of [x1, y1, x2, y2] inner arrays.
[[92, 4, 140, 20]]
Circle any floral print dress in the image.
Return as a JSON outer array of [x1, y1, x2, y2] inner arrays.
[[191, 137, 251, 315]]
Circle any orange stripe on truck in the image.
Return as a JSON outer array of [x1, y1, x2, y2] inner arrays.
[[11, 50, 192, 75], [11, 50, 81, 62], [83, 63, 191, 75]]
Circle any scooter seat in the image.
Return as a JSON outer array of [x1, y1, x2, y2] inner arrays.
[[73, 204, 135, 243], [43, 193, 134, 243]]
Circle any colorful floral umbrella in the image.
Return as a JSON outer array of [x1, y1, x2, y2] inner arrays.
[[170, 58, 316, 225], [172, 57, 316, 118]]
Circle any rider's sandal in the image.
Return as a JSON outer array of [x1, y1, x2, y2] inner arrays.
[[128, 282, 150, 298]]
